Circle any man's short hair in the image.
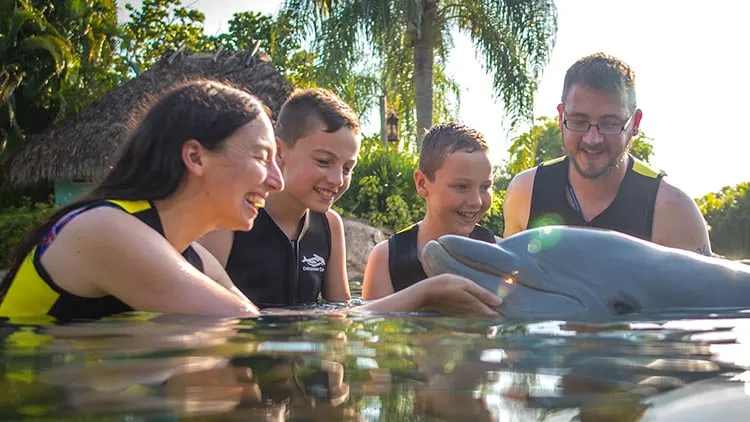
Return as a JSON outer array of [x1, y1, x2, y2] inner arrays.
[[275, 88, 360, 147], [562, 53, 637, 112], [419, 122, 489, 181]]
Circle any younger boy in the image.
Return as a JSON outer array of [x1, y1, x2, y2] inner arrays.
[[362, 122, 499, 300], [199, 88, 359, 307]]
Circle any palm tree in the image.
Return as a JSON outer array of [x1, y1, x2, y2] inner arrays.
[[284, 0, 558, 149], [1, 0, 76, 164]]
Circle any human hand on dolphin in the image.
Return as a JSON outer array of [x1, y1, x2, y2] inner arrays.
[[410, 273, 503, 317]]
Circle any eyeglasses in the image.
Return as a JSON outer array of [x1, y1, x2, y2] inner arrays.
[[562, 109, 634, 135]]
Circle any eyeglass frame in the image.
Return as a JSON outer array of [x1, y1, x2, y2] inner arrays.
[[560, 106, 636, 135]]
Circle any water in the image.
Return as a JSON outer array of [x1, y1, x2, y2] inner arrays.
[[1, 307, 750, 421]]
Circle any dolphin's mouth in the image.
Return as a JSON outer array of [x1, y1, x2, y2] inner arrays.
[[422, 237, 588, 319]]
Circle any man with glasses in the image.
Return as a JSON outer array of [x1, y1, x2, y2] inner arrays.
[[503, 53, 711, 255]]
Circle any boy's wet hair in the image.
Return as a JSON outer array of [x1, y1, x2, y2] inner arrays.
[[562, 52, 637, 112], [419, 122, 489, 181], [275, 88, 360, 146]]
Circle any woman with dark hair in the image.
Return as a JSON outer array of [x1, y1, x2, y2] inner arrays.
[[0, 79, 502, 320]]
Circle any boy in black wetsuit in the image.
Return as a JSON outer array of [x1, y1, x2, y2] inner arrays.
[[362, 122, 499, 300], [199, 88, 358, 307]]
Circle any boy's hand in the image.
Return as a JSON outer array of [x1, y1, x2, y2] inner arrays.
[[418, 274, 502, 317]]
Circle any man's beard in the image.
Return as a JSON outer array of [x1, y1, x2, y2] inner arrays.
[[565, 136, 629, 180]]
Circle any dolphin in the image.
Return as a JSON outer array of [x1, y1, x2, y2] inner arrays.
[[421, 226, 750, 320]]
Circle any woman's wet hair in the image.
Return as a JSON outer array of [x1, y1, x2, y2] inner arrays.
[[4, 79, 269, 279]]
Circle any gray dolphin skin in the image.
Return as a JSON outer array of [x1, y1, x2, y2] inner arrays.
[[421, 226, 750, 320]]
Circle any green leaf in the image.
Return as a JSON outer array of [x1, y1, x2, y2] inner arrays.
[[18, 34, 72, 73]]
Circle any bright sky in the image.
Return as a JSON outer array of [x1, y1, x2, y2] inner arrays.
[[119, 0, 749, 198]]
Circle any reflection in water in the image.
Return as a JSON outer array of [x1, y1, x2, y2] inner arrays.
[[0, 311, 749, 420]]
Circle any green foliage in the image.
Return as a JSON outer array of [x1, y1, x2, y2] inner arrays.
[[1, 0, 77, 163], [0, 197, 54, 267], [40, 0, 122, 116], [506, 116, 563, 177], [211, 10, 317, 88], [628, 132, 655, 164], [116, 0, 210, 78], [479, 187, 505, 237], [286, 0, 558, 148], [334, 136, 424, 231], [334, 136, 505, 236], [696, 182, 749, 259]]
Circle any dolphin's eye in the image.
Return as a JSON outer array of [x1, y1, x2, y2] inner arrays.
[[611, 301, 634, 314], [609, 293, 640, 315], [609, 297, 639, 315]]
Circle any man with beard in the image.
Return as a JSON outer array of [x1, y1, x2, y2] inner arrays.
[[503, 53, 711, 255]]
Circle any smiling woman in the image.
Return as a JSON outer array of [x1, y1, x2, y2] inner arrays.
[[0, 80, 503, 321], [0, 79, 284, 320]]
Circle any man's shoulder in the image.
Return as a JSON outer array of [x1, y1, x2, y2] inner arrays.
[[655, 178, 695, 210], [507, 155, 567, 193], [652, 178, 710, 254], [507, 167, 538, 195]]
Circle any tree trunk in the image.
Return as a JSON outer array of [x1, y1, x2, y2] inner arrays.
[[413, 8, 435, 152], [379, 95, 387, 147]]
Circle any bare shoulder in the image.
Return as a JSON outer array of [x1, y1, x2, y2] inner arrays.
[[42, 206, 183, 295], [322, 208, 350, 299], [508, 167, 538, 191], [57, 206, 156, 243], [653, 179, 711, 254], [654, 179, 706, 224], [362, 239, 393, 300], [655, 179, 698, 209], [503, 167, 537, 237], [197, 229, 235, 267], [504, 167, 537, 207], [325, 208, 345, 248], [368, 238, 389, 262], [325, 208, 345, 229], [190, 242, 225, 279], [364, 238, 390, 274]]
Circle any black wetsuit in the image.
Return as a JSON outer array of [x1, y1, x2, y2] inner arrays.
[[528, 154, 664, 240], [0, 200, 204, 320], [226, 209, 331, 307], [388, 223, 496, 292]]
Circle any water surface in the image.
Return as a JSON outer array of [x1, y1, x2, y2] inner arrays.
[[1, 306, 750, 421]]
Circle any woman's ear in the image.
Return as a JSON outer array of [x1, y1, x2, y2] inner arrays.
[[182, 139, 205, 176]]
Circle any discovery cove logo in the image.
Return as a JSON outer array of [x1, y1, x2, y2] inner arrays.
[[301, 254, 326, 272]]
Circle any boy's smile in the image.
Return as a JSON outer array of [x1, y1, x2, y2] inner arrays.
[[277, 123, 360, 213], [420, 150, 493, 236]]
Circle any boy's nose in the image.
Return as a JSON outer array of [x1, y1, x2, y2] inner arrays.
[[467, 189, 483, 207], [326, 167, 344, 187]]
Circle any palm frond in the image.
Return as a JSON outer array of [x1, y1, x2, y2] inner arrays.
[[448, 0, 557, 126], [18, 34, 74, 73]]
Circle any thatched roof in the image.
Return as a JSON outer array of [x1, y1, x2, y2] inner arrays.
[[9, 48, 293, 187]]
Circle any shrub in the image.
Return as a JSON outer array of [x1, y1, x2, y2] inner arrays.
[[0, 198, 55, 267], [335, 137, 425, 231]]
